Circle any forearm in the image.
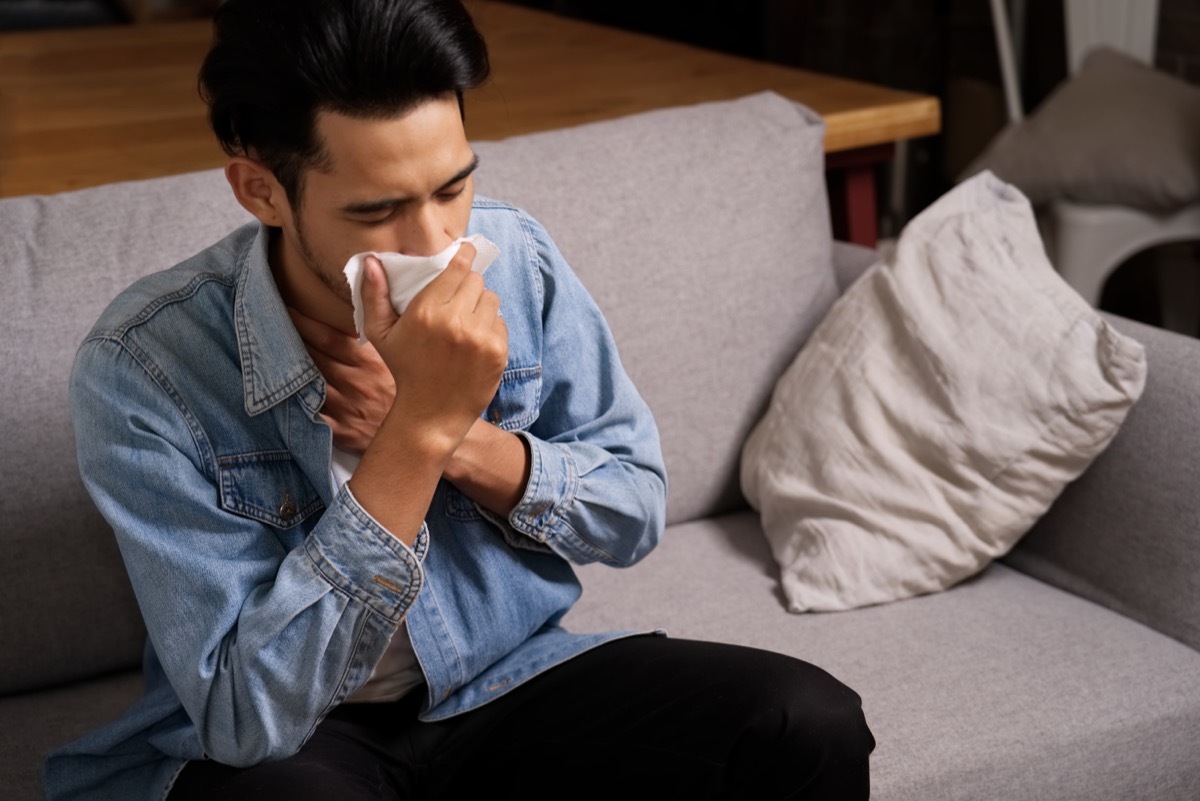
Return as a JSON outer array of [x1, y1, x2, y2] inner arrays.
[[349, 406, 463, 545], [442, 418, 532, 518]]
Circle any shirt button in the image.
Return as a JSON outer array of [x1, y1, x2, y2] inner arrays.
[[489, 408, 503, 424], [279, 490, 297, 522]]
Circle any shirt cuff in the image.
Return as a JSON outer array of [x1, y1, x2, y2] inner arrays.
[[504, 432, 611, 563], [303, 483, 428, 622]]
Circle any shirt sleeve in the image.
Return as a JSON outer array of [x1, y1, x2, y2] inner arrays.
[[70, 336, 424, 768], [497, 212, 668, 567]]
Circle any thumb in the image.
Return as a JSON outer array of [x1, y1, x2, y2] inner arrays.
[[360, 256, 399, 345]]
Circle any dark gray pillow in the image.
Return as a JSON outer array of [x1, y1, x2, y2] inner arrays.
[[962, 47, 1200, 211]]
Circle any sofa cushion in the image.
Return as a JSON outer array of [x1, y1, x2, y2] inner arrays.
[[741, 173, 1146, 612], [474, 91, 838, 525], [0, 170, 253, 693], [567, 512, 1200, 801], [962, 47, 1200, 211]]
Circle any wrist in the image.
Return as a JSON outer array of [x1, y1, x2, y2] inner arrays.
[[442, 418, 485, 485], [443, 421, 531, 517], [347, 414, 459, 547], [375, 407, 464, 469]]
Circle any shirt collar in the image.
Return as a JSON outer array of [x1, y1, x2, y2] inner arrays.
[[233, 223, 325, 416]]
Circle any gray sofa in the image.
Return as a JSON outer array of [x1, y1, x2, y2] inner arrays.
[[3, 92, 1198, 800]]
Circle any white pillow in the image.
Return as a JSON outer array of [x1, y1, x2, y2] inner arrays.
[[740, 172, 1147, 613]]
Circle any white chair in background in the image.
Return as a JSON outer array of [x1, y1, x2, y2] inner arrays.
[[989, 0, 1200, 334]]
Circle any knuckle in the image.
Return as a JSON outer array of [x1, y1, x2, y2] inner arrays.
[[461, 271, 485, 293], [409, 303, 437, 329], [487, 337, 508, 364]]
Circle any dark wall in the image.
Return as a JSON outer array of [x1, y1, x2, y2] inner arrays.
[[499, 0, 1072, 227], [501, 0, 1200, 330]]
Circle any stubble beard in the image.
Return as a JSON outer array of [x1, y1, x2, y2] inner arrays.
[[294, 216, 354, 308]]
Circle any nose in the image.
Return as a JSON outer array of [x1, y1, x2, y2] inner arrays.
[[401, 202, 454, 257]]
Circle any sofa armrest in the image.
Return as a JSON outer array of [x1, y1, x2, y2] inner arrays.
[[831, 240, 877, 294], [1004, 314, 1200, 652]]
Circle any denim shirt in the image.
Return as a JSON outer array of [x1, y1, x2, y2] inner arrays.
[[45, 198, 667, 801]]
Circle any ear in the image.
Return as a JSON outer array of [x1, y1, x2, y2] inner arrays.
[[225, 156, 291, 227]]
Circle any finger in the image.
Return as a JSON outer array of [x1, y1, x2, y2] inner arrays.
[[318, 409, 347, 441], [449, 240, 478, 270], [360, 256, 399, 345], [423, 241, 479, 302], [317, 351, 395, 397], [319, 410, 366, 455], [308, 348, 360, 385], [474, 288, 501, 317], [307, 336, 389, 378], [492, 313, 509, 342], [287, 307, 334, 350], [288, 307, 361, 362], [320, 385, 361, 424]]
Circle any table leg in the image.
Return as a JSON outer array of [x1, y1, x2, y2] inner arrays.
[[825, 143, 895, 248]]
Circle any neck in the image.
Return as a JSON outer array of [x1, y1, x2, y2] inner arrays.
[[269, 229, 357, 336]]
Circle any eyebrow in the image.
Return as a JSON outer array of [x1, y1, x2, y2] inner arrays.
[[339, 153, 480, 215]]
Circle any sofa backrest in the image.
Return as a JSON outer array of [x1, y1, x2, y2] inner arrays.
[[473, 92, 837, 525], [0, 92, 836, 693], [1, 172, 255, 694]]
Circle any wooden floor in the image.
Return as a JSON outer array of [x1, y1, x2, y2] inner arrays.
[[0, 0, 940, 198]]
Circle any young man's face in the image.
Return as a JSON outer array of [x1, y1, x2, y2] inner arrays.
[[277, 93, 478, 307]]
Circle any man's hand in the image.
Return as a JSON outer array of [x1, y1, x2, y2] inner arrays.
[[346, 243, 509, 543], [288, 308, 394, 454], [291, 275, 528, 517], [361, 242, 509, 454]]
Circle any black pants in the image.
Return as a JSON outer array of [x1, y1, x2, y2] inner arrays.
[[169, 637, 874, 800]]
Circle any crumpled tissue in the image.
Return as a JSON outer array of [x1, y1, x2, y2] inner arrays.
[[342, 234, 500, 342]]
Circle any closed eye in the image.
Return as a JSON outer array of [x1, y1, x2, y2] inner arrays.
[[341, 154, 478, 225], [436, 183, 468, 203], [355, 208, 399, 227]]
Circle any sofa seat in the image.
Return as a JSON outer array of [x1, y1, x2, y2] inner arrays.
[[568, 511, 1200, 800]]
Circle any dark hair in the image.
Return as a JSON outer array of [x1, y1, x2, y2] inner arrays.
[[199, 0, 489, 205]]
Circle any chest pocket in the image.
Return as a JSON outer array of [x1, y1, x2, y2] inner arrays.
[[483, 364, 542, 432], [217, 450, 324, 529]]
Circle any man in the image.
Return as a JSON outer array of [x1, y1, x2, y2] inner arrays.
[[46, 1, 873, 798]]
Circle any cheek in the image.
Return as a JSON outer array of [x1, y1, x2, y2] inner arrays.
[[313, 218, 394, 266], [456, 182, 476, 233], [344, 228, 401, 257], [453, 196, 474, 236], [293, 220, 364, 290], [295, 221, 341, 268]]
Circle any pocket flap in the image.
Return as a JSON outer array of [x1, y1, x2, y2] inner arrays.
[[218, 450, 324, 529]]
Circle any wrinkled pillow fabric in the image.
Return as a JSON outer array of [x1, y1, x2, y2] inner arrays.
[[961, 47, 1200, 211], [740, 172, 1147, 613]]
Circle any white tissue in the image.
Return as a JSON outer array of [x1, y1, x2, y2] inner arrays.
[[343, 234, 500, 343]]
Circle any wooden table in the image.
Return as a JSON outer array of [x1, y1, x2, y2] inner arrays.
[[0, 0, 940, 245]]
